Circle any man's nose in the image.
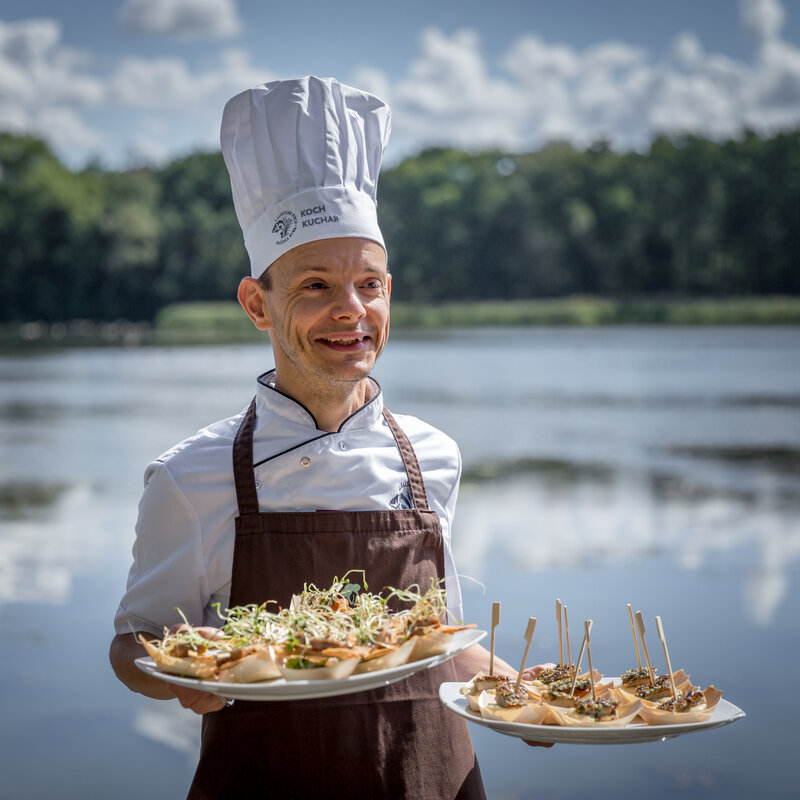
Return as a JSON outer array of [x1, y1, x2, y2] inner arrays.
[[331, 285, 367, 319]]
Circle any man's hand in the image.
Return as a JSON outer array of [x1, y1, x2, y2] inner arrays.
[[160, 625, 229, 714], [168, 684, 227, 714], [110, 629, 228, 714], [167, 623, 226, 640], [520, 662, 556, 682]]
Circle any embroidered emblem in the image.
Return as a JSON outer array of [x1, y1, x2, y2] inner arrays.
[[390, 482, 413, 510], [272, 210, 297, 244]]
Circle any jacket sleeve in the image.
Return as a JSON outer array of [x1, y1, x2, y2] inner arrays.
[[113, 461, 209, 637]]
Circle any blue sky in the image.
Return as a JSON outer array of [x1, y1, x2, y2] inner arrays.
[[2, 0, 799, 168]]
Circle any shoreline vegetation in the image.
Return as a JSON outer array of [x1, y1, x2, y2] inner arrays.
[[3, 296, 800, 348], [3, 132, 799, 329]]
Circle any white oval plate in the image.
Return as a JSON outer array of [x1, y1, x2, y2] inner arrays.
[[438, 680, 745, 745], [135, 628, 485, 701]]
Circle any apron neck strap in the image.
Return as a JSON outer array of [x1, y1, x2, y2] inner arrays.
[[232, 398, 260, 516], [381, 408, 430, 511], [232, 398, 432, 516]]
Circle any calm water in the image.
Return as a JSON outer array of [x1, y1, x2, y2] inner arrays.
[[1, 327, 798, 799]]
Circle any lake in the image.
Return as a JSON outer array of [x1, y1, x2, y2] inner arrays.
[[1, 326, 798, 799]]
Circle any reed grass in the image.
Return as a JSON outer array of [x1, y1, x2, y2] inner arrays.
[[156, 296, 800, 338], [3, 296, 800, 348]]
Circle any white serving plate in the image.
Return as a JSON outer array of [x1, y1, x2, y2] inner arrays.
[[135, 628, 485, 701], [438, 680, 745, 745]]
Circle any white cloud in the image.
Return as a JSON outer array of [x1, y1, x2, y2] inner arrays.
[[0, 13, 267, 165], [0, 18, 104, 154], [741, 0, 786, 43], [2, 1, 800, 168], [119, 0, 242, 39], [376, 0, 800, 159], [103, 47, 271, 163]]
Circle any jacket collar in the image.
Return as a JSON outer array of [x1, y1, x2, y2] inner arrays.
[[255, 369, 384, 432]]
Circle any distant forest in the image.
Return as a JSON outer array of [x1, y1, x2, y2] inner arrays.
[[1, 130, 798, 323]]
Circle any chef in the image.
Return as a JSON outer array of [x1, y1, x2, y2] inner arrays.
[[109, 76, 521, 799]]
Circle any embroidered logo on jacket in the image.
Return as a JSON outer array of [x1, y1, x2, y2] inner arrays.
[[390, 482, 413, 510]]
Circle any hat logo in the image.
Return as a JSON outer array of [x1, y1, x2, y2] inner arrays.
[[272, 210, 298, 244]]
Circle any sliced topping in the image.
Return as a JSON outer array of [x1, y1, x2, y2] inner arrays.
[[548, 677, 591, 695], [464, 674, 514, 695], [657, 689, 706, 713], [542, 688, 581, 707], [635, 674, 674, 700], [621, 667, 653, 687], [494, 685, 534, 709], [573, 698, 619, 720], [536, 664, 575, 685], [285, 656, 327, 670]]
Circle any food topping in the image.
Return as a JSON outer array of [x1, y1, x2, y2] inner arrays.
[[657, 689, 706, 713], [573, 698, 619, 721], [535, 664, 575, 685], [494, 685, 535, 709], [620, 667, 653, 687], [635, 674, 675, 700], [548, 677, 591, 695]]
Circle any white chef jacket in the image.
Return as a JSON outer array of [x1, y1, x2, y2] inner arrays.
[[114, 370, 464, 637]]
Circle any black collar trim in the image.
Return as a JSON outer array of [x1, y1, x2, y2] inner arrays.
[[252, 370, 384, 467]]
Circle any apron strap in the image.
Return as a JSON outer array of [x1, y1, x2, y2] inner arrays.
[[382, 408, 431, 511], [232, 397, 432, 516], [232, 398, 260, 517]]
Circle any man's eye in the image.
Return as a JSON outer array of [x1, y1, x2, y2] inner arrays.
[[305, 282, 326, 290]]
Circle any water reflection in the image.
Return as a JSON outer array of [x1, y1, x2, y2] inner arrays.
[[0, 329, 798, 799], [0, 482, 120, 604], [0, 480, 70, 519], [456, 464, 799, 627]]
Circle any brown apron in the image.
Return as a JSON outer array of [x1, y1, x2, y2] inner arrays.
[[187, 399, 486, 800]]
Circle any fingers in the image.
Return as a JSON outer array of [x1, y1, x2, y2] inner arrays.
[[169, 685, 227, 715], [167, 624, 225, 641], [520, 662, 557, 681]]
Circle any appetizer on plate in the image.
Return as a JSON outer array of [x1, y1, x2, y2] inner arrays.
[[548, 696, 643, 728], [477, 684, 548, 725], [622, 670, 692, 704], [636, 686, 724, 725], [141, 572, 475, 684], [460, 673, 516, 712]]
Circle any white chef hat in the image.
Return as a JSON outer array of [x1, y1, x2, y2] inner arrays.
[[220, 75, 391, 278]]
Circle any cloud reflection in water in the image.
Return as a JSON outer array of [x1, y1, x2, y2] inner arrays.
[[455, 460, 799, 627]]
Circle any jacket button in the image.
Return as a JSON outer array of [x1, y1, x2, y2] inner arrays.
[[300, 457, 311, 467]]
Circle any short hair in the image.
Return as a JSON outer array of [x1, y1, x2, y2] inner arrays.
[[258, 267, 272, 291]]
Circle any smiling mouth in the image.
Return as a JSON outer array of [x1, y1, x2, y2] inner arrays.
[[319, 335, 369, 346]]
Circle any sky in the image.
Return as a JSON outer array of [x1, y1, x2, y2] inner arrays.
[[1, 0, 800, 169]]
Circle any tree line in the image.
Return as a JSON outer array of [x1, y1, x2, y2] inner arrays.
[[1, 129, 798, 323]]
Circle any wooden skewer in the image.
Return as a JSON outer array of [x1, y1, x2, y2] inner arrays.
[[627, 603, 642, 669], [569, 623, 590, 697], [564, 605, 572, 670], [556, 598, 563, 666], [655, 615, 679, 702], [584, 620, 597, 702], [515, 617, 537, 692], [634, 610, 656, 685], [489, 601, 501, 676]]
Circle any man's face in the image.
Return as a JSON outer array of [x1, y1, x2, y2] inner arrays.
[[260, 237, 391, 396]]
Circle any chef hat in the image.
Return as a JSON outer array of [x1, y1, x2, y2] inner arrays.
[[220, 75, 391, 278]]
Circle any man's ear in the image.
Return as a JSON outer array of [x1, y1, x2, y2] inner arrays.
[[386, 272, 392, 299], [237, 277, 272, 330]]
